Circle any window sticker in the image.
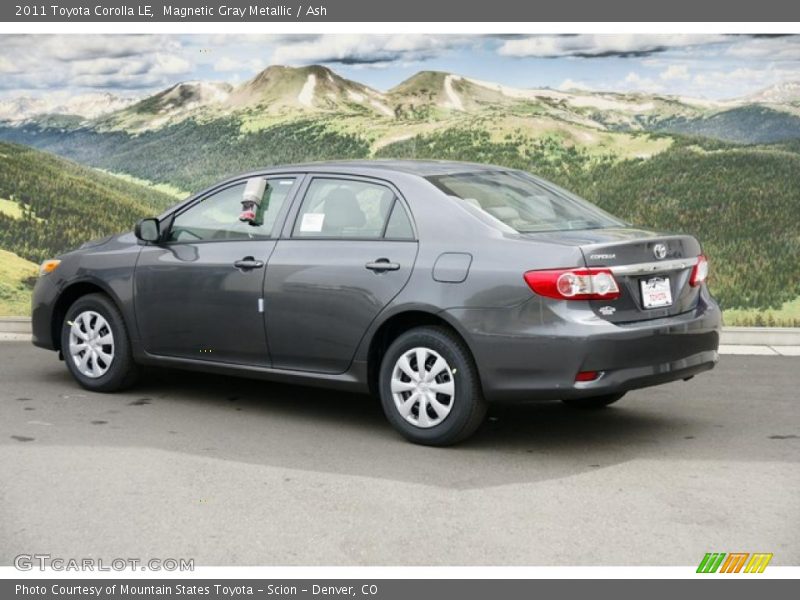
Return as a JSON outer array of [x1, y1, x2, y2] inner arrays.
[[300, 212, 325, 232]]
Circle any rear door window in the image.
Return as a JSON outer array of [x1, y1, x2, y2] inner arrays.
[[292, 178, 397, 239]]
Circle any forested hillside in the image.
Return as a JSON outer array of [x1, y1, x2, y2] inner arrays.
[[0, 141, 175, 265], [657, 106, 800, 144], [0, 119, 370, 193]]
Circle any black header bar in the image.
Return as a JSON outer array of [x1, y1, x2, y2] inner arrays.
[[3, 0, 800, 22]]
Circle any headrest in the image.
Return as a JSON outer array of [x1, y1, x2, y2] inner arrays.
[[323, 188, 366, 230]]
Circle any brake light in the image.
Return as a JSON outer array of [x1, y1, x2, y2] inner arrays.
[[690, 255, 709, 287], [524, 268, 620, 300]]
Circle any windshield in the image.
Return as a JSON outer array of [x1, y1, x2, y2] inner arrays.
[[426, 170, 625, 233]]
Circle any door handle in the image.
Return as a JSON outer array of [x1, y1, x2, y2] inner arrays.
[[365, 258, 400, 272], [234, 256, 265, 270]]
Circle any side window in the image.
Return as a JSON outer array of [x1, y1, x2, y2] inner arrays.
[[384, 201, 414, 239], [168, 177, 295, 242], [293, 178, 395, 239]]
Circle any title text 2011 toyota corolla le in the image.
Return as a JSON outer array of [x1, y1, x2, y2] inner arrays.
[[32, 161, 721, 445]]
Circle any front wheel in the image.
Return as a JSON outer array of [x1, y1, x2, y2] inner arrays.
[[61, 293, 140, 392], [561, 392, 625, 410], [379, 326, 487, 446]]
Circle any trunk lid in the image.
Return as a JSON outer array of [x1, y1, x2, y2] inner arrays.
[[523, 227, 703, 323]]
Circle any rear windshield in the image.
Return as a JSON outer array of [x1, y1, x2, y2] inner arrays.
[[426, 170, 624, 233]]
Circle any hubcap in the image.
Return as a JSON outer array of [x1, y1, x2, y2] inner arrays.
[[68, 311, 114, 379], [391, 347, 455, 428]]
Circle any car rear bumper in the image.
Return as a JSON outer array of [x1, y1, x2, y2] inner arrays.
[[446, 287, 721, 402]]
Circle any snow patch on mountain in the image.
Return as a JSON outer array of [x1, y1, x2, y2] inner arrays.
[[298, 74, 316, 107], [347, 90, 365, 102], [370, 99, 394, 117], [443, 75, 464, 111]]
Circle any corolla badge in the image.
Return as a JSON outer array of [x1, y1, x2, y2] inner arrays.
[[653, 243, 668, 260]]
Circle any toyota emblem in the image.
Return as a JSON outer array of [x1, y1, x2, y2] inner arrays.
[[653, 243, 668, 260]]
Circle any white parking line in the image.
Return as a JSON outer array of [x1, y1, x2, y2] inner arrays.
[[773, 346, 800, 356], [718, 344, 779, 355]]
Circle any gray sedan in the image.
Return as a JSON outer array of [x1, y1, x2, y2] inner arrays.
[[31, 160, 720, 445]]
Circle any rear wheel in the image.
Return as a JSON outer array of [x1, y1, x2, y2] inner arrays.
[[562, 392, 625, 410], [379, 326, 487, 446], [61, 293, 140, 392]]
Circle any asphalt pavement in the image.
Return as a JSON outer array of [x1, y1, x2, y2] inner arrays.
[[1, 341, 798, 566]]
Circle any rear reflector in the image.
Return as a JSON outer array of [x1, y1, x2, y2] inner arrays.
[[690, 254, 709, 287], [575, 371, 600, 382], [524, 268, 620, 301]]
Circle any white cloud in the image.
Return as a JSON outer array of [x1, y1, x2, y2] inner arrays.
[[726, 36, 800, 61], [558, 78, 593, 91], [42, 35, 175, 62], [213, 57, 241, 72], [660, 65, 690, 81], [213, 56, 264, 73], [271, 34, 468, 65], [620, 71, 665, 93], [498, 34, 730, 58], [151, 54, 192, 76], [0, 56, 20, 74], [0, 35, 194, 92]]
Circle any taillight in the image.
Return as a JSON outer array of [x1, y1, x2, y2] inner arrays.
[[524, 268, 620, 301], [690, 255, 709, 287]]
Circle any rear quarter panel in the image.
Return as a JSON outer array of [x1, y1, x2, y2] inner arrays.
[[353, 174, 587, 361]]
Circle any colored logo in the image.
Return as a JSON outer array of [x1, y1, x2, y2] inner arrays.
[[696, 552, 773, 573]]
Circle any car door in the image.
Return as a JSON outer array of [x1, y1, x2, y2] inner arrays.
[[134, 175, 299, 365], [265, 175, 418, 373]]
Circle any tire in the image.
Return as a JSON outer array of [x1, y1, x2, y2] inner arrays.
[[379, 326, 487, 446], [562, 392, 625, 410], [60, 293, 140, 392]]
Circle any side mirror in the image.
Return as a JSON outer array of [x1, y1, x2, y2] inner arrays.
[[135, 218, 160, 243]]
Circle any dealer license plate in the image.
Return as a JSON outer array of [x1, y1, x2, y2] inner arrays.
[[640, 276, 673, 309]]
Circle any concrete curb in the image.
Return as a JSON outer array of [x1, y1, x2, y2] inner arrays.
[[0, 317, 33, 333], [2, 317, 800, 349], [720, 326, 800, 346]]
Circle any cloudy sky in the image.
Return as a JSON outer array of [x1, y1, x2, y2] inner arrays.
[[1, 34, 799, 99]]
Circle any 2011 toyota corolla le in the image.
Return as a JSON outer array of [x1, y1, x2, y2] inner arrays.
[[32, 160, 721, 445]]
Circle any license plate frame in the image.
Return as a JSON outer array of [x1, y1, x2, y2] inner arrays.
[[640, 276, 673, 309]]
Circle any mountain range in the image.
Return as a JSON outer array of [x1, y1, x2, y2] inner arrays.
[[2, 65, 800, 145]]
